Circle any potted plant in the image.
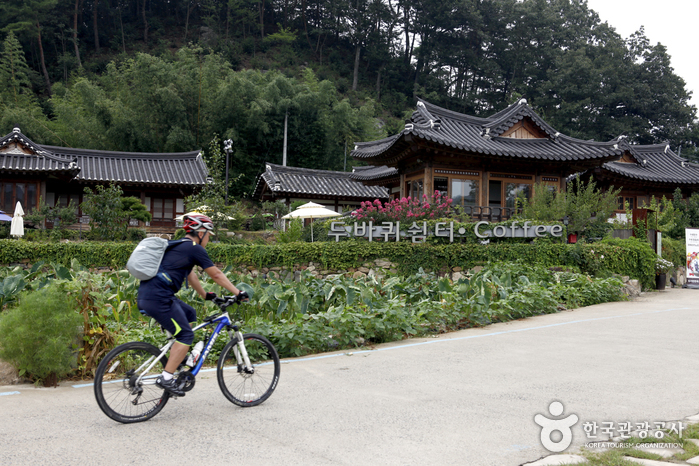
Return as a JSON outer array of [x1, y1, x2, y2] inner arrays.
[[655, 257, 674, 290]]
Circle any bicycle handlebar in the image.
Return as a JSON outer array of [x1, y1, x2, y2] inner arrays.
[[212, 295, 240, 310]]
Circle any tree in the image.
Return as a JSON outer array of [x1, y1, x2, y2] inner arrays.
[[0, 32, 34, 105], [0, 0, 59, 95], [81, 184, 151, 240], [185, 136, 244, 234]]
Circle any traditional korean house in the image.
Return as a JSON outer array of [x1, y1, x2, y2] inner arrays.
[[350, 98, 637, 220], [587, 143, 699, 211], [254, 162, 388, 213], [0, 127, 209, 233]]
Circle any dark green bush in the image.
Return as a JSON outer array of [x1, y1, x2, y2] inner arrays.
[[0, 285, 82, 385], [126, 228, 147, 242]]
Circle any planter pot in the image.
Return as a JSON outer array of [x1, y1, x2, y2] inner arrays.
[[567, 233, 577, 244], [655, 273, 667, 291]]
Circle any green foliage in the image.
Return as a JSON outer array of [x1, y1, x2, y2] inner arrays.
[[0, 273, 26, 309], [655, 257, 674, 274], [24, 196, 77, 232], [185, 135, 243, 234], [1, 260, 627, 364], [666, 188, 699, 240], [518, 183, 566, 221], [238, 263, 626, 358], [0, 284, 82, 384], [81, 184, 150, 241], [516, 178, 620, 240], [0, 237, 656, 288], [661, 236, 684, 268], [0, 32, 34, 106], [277, 218, 304, 243]]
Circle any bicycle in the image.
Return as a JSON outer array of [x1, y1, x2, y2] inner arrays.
[[94, 295, 280, 423]]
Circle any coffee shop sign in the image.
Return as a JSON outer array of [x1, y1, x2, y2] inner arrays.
[[328, 221, 563, 243]]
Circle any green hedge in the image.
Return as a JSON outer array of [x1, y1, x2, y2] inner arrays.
[[0, 237, 656, 287]]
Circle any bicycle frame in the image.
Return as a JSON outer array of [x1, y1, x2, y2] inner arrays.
[[135, 311, 252, 386]]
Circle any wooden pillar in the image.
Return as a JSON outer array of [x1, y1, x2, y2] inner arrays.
[[399, 173, 405, 198], [424, 161, 433, 200], [481, 171, 489, 207]]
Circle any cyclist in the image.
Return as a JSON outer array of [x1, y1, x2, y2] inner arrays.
[[137, 213, 246, 397]]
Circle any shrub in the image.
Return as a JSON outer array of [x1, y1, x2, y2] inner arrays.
[[352, 191, 452, 223], [277, 217, 304, 243], [126, 228, 147, 242], [0, 285, 82, 385]]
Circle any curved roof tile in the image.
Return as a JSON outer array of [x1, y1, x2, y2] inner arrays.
[[254, 163, 388, 200], [351, 99, 625, 164]]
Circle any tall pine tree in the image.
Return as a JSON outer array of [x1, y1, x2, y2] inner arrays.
[[0, 32, 33, 106]]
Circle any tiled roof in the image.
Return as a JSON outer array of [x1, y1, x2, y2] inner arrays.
[[600, 143, 699, 185], [349, 165, 399, 182], [0, 128, 208, 186], [254, 163, 388, 199], [0, 128, 79, 176], [44, 145, 208, 186], [352, 99, 625, 166]]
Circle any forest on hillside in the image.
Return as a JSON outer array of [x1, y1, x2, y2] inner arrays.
[[0, 0, 697, 197]]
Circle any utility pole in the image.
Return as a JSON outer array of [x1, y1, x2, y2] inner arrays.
[[224, 139, 233, 204], [282, 110, 288, 166]]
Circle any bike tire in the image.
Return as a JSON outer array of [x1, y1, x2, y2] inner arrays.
[[217, 333, 280, 407], [94, 341, 170, 423]]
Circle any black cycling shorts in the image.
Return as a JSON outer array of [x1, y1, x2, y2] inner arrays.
[[138, 297, 197, 346]]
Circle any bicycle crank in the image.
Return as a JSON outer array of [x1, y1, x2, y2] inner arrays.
[[176, 370, 196, 392]]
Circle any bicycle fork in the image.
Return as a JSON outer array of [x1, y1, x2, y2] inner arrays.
[[230, 330, 254, 374]]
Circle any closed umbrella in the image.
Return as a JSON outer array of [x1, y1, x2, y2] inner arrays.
[[10, 201, 24, 238], [282, 202, 340, 242]]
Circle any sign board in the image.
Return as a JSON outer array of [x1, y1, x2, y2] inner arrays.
[[686, 228, 699, 288], [328, 221, 563, 243]]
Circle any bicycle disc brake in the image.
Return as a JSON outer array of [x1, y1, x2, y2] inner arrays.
[[176, 370, 196, 392]]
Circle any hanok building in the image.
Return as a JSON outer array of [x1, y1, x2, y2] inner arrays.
[[587, 143, 699, 211], [254, 163, 388, 213], [0, 127, 209, 233], [349, 99, 699, 221]]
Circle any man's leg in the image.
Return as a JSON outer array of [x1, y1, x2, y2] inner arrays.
[[165, 342, 189, 374]]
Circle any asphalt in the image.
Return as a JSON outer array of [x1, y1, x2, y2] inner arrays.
[[2, 288, 699, 466]]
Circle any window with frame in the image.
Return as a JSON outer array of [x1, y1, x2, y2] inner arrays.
[[488, 175, 533, 209], [617, 196, 635, 210], [505, 183, 531, 208], [0, 181, 37, 212], [406, 179, 423, 200], [150, 198, 175, 220], [451, 179, 479, 207]]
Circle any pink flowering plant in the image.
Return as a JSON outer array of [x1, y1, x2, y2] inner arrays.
[[352, 191, 453, 224]]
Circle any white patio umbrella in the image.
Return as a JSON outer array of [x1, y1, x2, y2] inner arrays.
[[282, 202, 340, 242], [175, 205, 234, 221], [10, 201, 24, 238]]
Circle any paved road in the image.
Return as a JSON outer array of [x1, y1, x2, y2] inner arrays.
[[2, 288, 699, 466]]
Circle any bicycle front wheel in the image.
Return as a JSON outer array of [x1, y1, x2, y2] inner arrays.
[[94, 342, 170, 423], [217, 333, 280, 407]]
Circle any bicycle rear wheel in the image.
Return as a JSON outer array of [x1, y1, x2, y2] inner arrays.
[[217, 333, 280, 407], [94, 342, 170, 423]]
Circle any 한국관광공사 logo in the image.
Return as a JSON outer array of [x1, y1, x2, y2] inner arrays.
[[534, 401, 579, 453]]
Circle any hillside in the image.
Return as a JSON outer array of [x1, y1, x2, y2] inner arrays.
[[0, 0, 697, 197]]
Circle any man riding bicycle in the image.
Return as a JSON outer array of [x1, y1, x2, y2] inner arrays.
[[137, 214, 245, 397]]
